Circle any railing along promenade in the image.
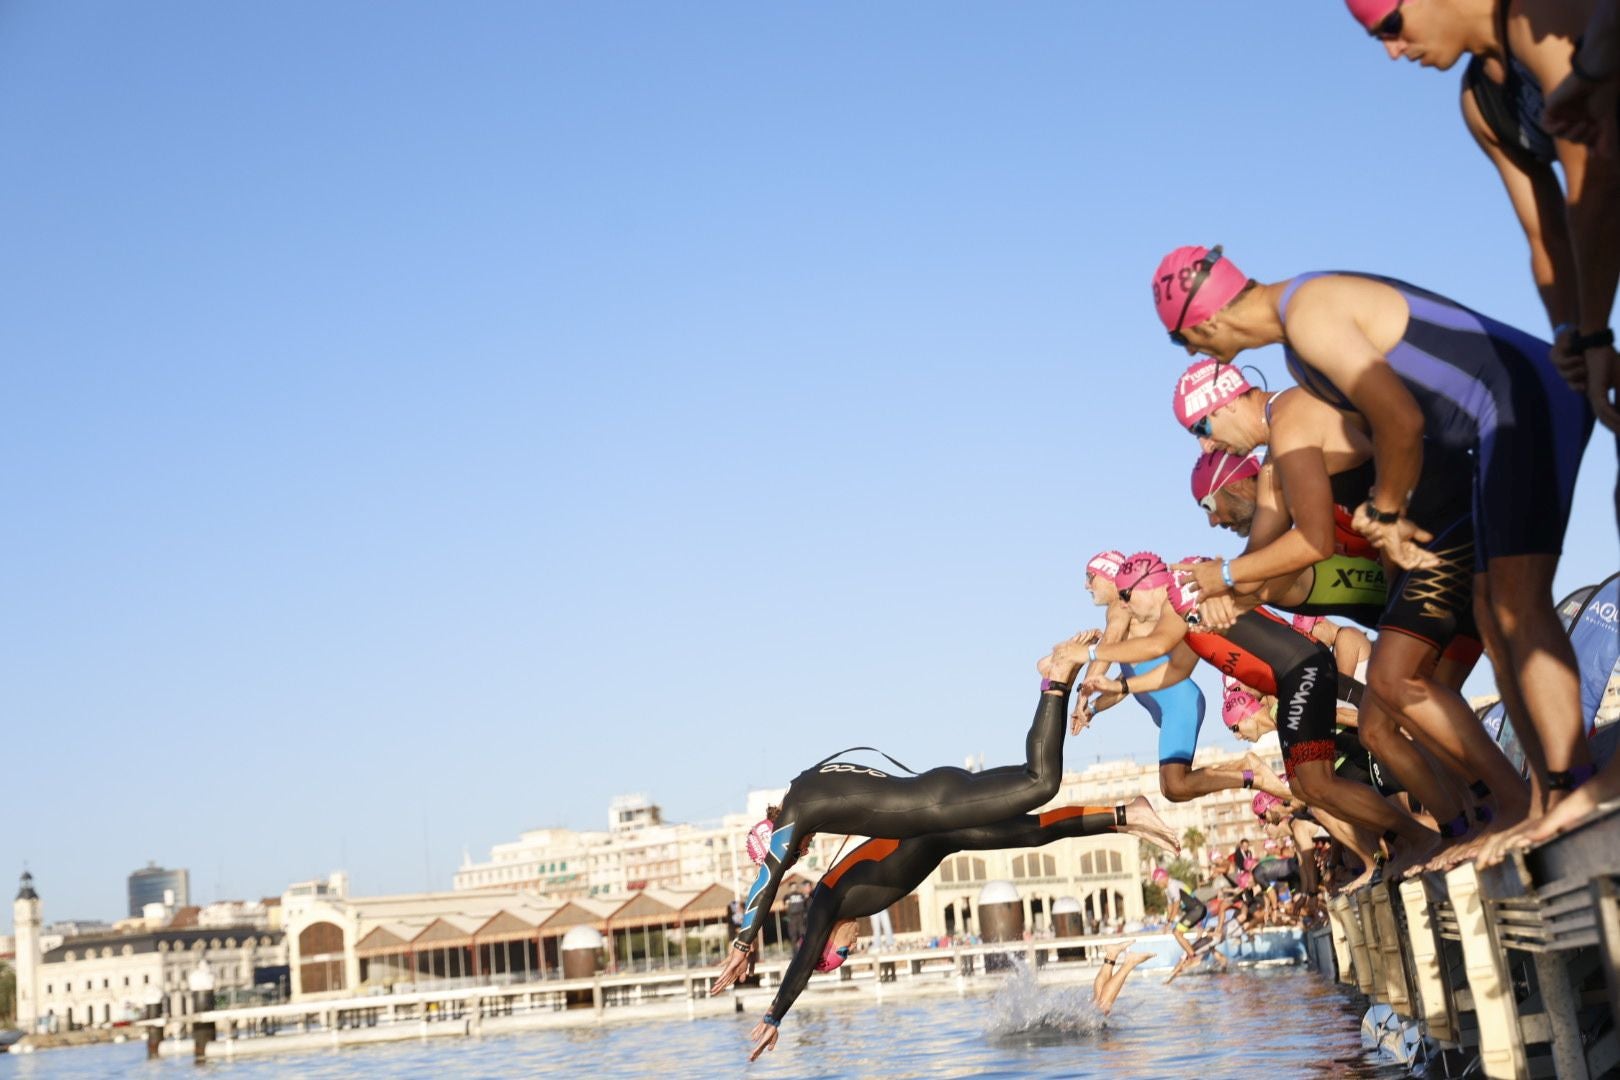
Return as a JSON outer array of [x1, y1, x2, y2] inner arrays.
[[139, 932, 1206, 1060]]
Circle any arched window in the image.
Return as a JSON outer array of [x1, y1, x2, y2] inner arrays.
[[1108, 851, 1122, 874]]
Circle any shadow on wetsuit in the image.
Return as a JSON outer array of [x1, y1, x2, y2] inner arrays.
[[735, 683, 1072, 951], [763, 803, 1124, 1025]]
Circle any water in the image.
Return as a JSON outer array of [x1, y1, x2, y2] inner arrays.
[[0, 965, 1405, 1078]]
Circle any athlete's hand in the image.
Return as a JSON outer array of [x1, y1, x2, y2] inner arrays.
[[1070, 696, 1098, 734], [1047, 630, 1101, 683], [1174, 558, 1229, 600], [747, 1020, 780, 1062], [1552, 330, 1586, 393], [1081, 674, 1121, 696], [1585, 343, 1620, 434], [1195, 593, 1239, 631], [1351, 506, 1438, 571], [1544, 65, 1619, 156], [709, 945, 753, 995]]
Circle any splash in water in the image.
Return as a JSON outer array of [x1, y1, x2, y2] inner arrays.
[[982, 959, 1107, 1039]]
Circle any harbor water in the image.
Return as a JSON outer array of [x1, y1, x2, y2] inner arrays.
[[0, 964, 1403, 1078]]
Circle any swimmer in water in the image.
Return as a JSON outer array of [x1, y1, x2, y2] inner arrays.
[[738, 796, 1177, 1060]]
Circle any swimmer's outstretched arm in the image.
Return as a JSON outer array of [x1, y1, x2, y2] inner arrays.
[[749, 897, 845, 1056], [1084, 642, 1197, 697], [1088, 601, 1189, 665]]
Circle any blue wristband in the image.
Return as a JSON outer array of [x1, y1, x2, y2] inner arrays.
[[761, 1014, 780, 1028], [1221, 561, 1235, 589]]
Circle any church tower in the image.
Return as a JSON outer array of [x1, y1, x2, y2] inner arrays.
[[12, 871, 41, 1032]]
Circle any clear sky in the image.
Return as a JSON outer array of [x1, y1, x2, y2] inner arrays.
[[4, 3, 1615, 921]]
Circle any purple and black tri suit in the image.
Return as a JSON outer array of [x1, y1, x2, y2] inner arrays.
[[1279, 272, 1593, 569]]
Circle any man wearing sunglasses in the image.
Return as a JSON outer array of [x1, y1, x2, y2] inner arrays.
[[1341, 0, 1620, 513], [1150, 242, 1591, 855], [1175, 386, 1528, 869]]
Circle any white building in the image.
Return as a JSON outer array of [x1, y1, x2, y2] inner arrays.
[[9, 872, 286, 1033]]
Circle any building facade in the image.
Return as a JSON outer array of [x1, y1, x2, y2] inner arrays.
[[12, 872, 283, 1033], [128, 864, 190, 918]]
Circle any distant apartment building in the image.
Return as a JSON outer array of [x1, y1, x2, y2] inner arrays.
[[453, 793, 847, 901], [128, 863, 190, 918], [1056, 736, 1288, 867]]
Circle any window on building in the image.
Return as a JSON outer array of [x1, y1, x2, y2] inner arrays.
[[45, 984, 51, 994], [143, 975, 150, 984], [124, 977, 130, 987]]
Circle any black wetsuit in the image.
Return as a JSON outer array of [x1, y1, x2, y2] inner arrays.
[[762, 803, 1124, 1025], [735, 684, 1071, 949], [1253, 857, 1301, 891]]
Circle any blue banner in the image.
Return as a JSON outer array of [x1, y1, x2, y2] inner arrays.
[[1567, 573, 1619, 734]]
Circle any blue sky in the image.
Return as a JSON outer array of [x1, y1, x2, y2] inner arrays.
[[4, 3, 1615, 921]]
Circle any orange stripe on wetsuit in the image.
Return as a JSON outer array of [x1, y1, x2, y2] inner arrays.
[[1038, 806, 1114, 828], [819, 837, 900, 891]]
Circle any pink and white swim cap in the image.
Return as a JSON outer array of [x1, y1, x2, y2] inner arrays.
[[1252, 791, 1284, 819], [813, 940, 849, 973], [1152, 867, 1169, 885], [1190, 449, 1262, 509], [1167, 557, 1211, 617], [1086, 549, 1126, 582], [1223, 687, 1264, 731], [1344, 0, 1399, 32], [1173, 359, 1254, 430], [745, 819, 774, 865], [1152, 245, 1249, 334], [1115, 552, 1172, 594], [1290, 614, 1325, 637]]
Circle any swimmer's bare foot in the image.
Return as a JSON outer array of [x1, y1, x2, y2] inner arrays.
[[1121, 796, 1179, 855], [1241, 753, 1290, 800], [1382, 832, 1443, 883], [1337, 861, 1378, 895], [1102, 938, 1136, 963], [1473, 817, 1541, 870]]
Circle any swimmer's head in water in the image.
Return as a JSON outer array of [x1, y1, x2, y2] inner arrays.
[[1152, 245, 1249, 345], [1190, 450, 1262, 535]]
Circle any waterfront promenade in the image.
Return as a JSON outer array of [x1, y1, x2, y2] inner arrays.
[[127, 931, 1301, 1061]]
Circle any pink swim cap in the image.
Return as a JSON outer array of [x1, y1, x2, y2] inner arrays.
[[1345, 0, 1398, 32], [745, 819, 774, 865], [814, 940, 848, 973], [1151, 245, 1249, 334], [1291, 614, 1325, 637], [1086, 549, 1126, 582], [1152, 866, 1169, 884], [1190, 449, 1263, 508], [1252, 791, 1284, 819], [1115, 552, 1171, 594], [1223, 687, 1264, 731], [1167, 557, 1211, 617], [1173, 360, 1254, 430]]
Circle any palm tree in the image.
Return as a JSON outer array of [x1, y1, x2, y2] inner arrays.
[[1182, 826, 1206, 863]]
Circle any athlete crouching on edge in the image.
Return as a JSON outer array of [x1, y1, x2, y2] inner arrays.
[[737, 799, 1177, 1060], [1169, 366, 1529, 871], [708, 647, 1087, 995], [1149, 244, 1593, 865], [1079, 569, 1442, 875]]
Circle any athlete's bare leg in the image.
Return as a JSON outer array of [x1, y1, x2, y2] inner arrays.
[[1119, 795, 1179, 856], [1093, 938, 1136, 999], [1094, 952, 1154, 1014]]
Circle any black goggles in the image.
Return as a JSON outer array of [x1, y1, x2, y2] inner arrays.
[[1368, 0, 1403, 39]]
